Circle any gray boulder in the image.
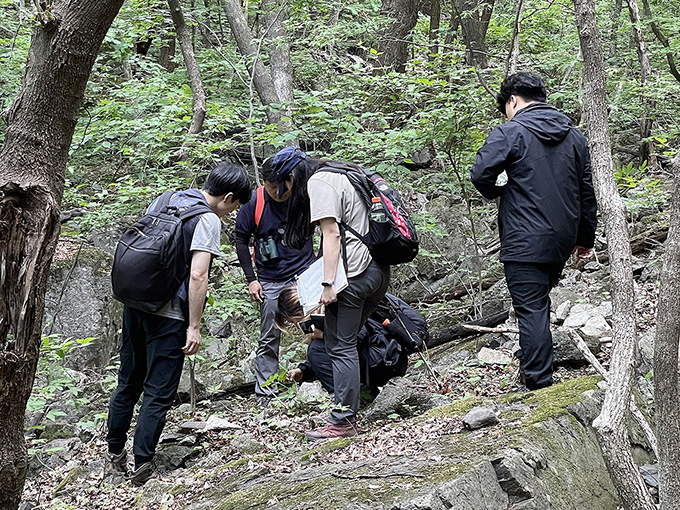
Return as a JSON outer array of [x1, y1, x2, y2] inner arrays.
[[362, 377, 439, 422], [552, 329, 600, 366], [44, 244, 123, 369], [463, 407, 499, 430]]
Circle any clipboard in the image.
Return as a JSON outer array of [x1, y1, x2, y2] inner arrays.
[[295, 257, 348, 315]]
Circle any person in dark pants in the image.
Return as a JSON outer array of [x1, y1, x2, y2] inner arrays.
[[275, 287, 420, 394], [105, 162, 251, 485], [470, 72, 598, 391], [272, 147, 390, 440], [234, 159, 315, 405]]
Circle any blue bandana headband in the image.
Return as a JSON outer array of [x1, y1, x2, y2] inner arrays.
[[271, 147, 307, 198]]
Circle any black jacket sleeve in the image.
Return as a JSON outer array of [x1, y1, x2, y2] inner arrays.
[[576, 148, 598, 248], [470, 125, 514, 200], [297, 360, 316, 382], [235, 231, 257, 283]]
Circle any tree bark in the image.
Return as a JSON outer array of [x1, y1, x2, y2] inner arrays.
[[168, 0, 207, 134], [625, 0, 656, 168], [377, 0, 419, 72], [428, 0, 441, 58], [573, 0, 656, 508], [160, 33, 178, 72], [641, 0, 680, 83], [261, 0, 293, 106], [504, 0, 523, 76], [654, 154, 680, 510], [222, 0, 282, 125], [0, 2, 124, 508], [452, 0, 495, 68], [261, 0, 295, 139]]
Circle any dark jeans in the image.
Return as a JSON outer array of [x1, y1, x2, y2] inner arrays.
[[504, 261, 564, 390], [324, 260, 390, 424], [107, 306, 185, 465], [307, 340, 335, 393]]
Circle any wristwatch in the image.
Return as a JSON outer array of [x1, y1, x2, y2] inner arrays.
[[321, 280, 335, 287]]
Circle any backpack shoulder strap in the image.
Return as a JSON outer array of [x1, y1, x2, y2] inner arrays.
[[150, 191, 175, 214], [177, 193, 214, 221], [254, 186, 265, 230]]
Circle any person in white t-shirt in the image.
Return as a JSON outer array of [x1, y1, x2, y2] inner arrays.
[[270, 147, 390, 440], [105, 162, 251, 485]]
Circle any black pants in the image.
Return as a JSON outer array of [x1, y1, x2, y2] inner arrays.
[[307, 340, 335, 393], [324, 260, 390, 424], [504, 261, 563, 390], [306, 338, 407, 394], [106, 306, 185, 465]]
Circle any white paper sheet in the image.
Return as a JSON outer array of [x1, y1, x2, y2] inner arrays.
[[295, 257, 348, 315]]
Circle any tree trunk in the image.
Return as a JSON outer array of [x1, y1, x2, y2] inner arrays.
[[377, 0, 419, 72], [654, 154, 680, 510], [222, 0, 282, 125], [159, 34, 178, 72], [429, 0, 441, 58], [504, 0, 523, 76], [261, 0, 293, 106], [453, 0, 495, 68], [261, 0, 295, 139], [641, 0, 680, 83], [573, 0, 656, 508], [0, 3, 124, 508], [168, 0, 207, 134], [626, 0, 656, 168]]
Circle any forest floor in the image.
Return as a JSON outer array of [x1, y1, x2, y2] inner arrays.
[[20, 254, 663, 510]]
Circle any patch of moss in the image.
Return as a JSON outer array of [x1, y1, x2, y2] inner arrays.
[[499, 376, 601, 425], [170, 483, 190, 496], [422, 395, 482, 419], [300, 437, 355, 461]]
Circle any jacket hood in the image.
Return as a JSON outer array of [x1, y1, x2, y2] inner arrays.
[[511, 103, 573, 144]]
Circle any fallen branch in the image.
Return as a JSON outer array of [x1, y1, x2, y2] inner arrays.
[[567, 330, 658, 457], [427, 310, 509, 348], [462, 324, 518, 334]]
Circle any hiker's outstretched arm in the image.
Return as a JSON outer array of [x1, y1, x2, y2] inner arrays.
[[185, 250, 212, 355]]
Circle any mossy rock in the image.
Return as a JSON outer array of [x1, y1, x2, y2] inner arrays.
[[180, 376, 617, 510]]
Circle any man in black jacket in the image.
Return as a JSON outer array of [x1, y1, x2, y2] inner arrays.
[[470, 72, 597, 390]]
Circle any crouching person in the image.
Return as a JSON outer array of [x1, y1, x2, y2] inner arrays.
[[276, 287, 428, 405], [106, 162, 251, 485]]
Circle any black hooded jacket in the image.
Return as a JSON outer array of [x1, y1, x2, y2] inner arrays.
[[470, 103, 597, 264]]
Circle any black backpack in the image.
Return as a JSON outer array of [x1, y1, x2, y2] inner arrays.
[[358, 319, 408, 387], [111, 191, 213, 313], [371, 293, 429, 354], [318, 163, 419, 265]]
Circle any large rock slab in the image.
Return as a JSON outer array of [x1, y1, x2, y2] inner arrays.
[[44, 242, 123, 369], [180, 378, 619, 510]]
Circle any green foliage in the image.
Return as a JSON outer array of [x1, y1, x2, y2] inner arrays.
[[28, 335, 97, 424]]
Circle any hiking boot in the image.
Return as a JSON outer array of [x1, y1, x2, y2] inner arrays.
[[305, 422, 358, 441], [104, 449, 128, 477], [127, 461, 154, 486]]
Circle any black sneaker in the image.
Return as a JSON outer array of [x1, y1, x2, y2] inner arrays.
[[104, 449, 128, 477], [128, 461, 154, 486]]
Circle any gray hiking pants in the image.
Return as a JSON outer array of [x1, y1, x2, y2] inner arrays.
[[254, 280, 288, 397], [324, 260, 390, 424]]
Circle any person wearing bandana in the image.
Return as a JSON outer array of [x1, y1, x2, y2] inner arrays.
[[271, 147, 390, 440], [234, 153, 316, 405]]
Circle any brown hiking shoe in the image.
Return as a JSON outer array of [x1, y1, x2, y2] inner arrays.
[[104, 449, 128, 477], [127, 461, 154, 486], [305, 422, 358, 441]]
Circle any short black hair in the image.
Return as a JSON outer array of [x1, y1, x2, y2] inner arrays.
[[261, 158, 275, 184], [496, 72, 547, 114], [203, 161, 251, 204]]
